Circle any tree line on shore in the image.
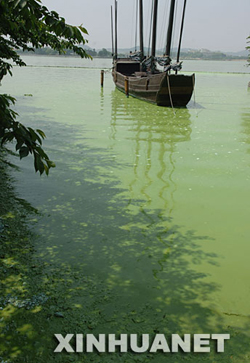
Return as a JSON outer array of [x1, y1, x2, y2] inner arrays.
[[18, 46, 248, 61]]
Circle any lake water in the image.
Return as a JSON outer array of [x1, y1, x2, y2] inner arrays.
[[2, 56, 250, 361]]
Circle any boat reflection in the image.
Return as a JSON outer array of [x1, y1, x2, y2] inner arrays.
[[110, 89, 192, 208], [241, 109, 250, 154], [110, 90, 193, 276]]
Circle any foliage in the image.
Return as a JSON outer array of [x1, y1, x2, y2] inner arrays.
[[0, 0, 90, 174], [179, 50, 227, 60], [87, 48, 97, 57], [20, 46, 98, 57], [98, 48, 112, 58], [0, 94, 56, 174]]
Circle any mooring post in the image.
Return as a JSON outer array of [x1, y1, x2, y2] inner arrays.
[[125, 77, 129, 97], [101, 70, 104, 87]]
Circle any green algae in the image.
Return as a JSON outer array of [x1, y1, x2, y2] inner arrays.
[[1, 58, 250, 362], [1, 147, 250, 363]]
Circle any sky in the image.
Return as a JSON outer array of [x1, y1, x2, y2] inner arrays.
[[42, 0, 250, 53]]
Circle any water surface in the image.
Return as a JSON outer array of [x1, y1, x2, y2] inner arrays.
[[2, 56, 250, 361]]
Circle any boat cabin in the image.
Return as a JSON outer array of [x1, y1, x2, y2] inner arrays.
[[115, 59, 141, 76]]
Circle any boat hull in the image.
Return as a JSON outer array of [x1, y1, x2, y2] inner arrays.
[[112, 69, 195, 107]]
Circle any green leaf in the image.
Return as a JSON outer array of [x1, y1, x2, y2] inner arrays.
[[16, 141, 24, 151], [45, 16, 57, 26], [79, 25, 89, 35], [55, 23, 63, 35], [28, 127, 42, 144], [46, 160, 56, 168], [1, 132, 15, 144], [34, 152, 45, 175], [36, 146, 48, 159], [13, 0, 23, 8], [36, 129, 46, 139], [19, 146, 30, 159], [51, 11, 59, 19], [14, 0, 27, 9], [44, 164, 49, 176], [64, 25, 74, 38]]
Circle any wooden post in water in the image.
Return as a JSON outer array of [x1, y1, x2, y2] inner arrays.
[[101, 70, 104, 87], [125, 77, 129, 97]]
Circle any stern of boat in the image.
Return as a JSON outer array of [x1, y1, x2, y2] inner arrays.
[[157, 73, 195, 107]]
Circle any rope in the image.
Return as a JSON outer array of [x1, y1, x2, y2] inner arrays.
[[129, 50, 144, 61], [166, 74, 176, 115]]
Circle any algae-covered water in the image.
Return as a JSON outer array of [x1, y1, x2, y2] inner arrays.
[[1, 56, 250, 362]]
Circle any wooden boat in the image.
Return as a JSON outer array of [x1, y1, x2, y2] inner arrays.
[[111, 0, 195, 107]]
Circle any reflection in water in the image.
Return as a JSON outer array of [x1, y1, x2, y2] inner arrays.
[[110, 90, 192, 276], [241, 109, 250, 153]]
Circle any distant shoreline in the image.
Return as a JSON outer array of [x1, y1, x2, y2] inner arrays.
[[17, 52, 248, 62]]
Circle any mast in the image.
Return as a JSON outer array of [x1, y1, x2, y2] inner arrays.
[[111, 5, 114, 56], [114, 0, 118, 59], [135, 0, 138, 51], [176, 0, 187, 62], [151, 0, 158, 57], [139, 0, 144, 58], [165, 0, 176, 56]]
